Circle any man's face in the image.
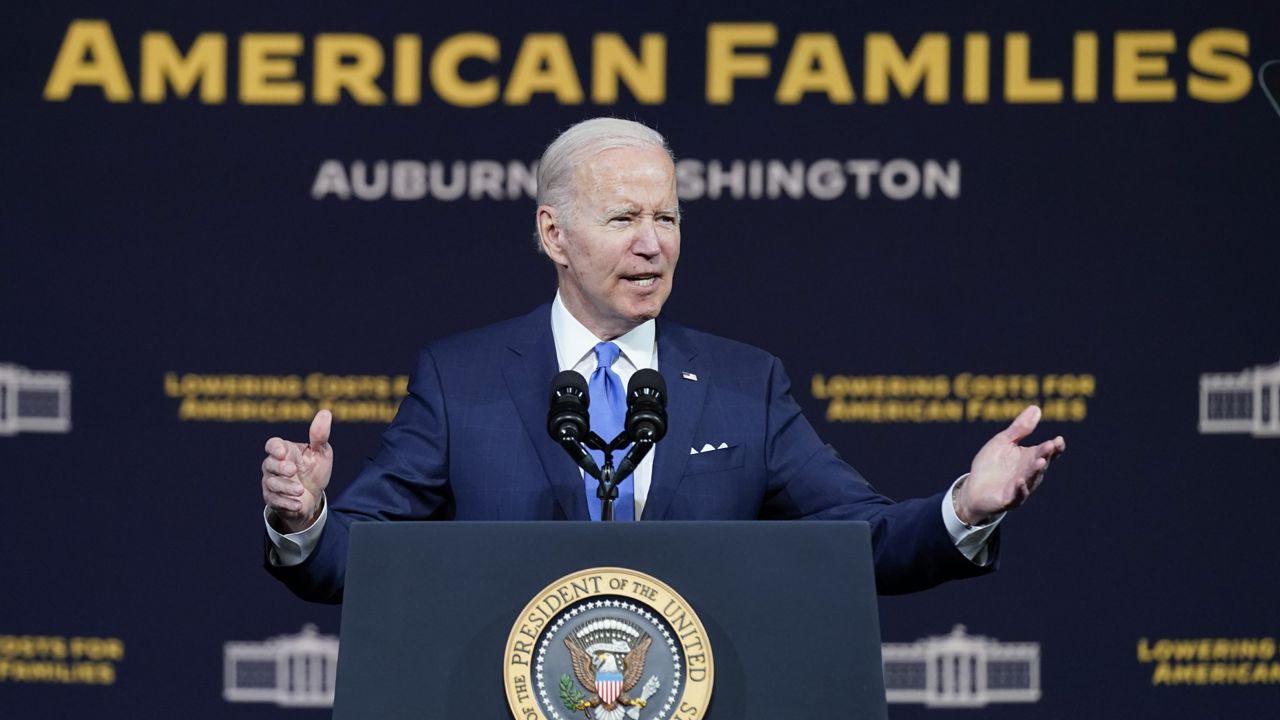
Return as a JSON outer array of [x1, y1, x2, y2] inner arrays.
[[540, 146, 681, 340]]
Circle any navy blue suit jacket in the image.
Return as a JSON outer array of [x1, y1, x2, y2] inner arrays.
[[268, 305, 994, 602]]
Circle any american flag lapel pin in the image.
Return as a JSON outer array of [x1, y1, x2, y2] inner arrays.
[[681, 371, 698, 381]]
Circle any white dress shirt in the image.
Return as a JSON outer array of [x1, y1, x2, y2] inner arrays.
[[549, 292, 658, 519]]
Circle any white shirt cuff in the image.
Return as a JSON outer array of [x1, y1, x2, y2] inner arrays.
[[264, 495, 328, 567], [941, 474, 1004, 566]]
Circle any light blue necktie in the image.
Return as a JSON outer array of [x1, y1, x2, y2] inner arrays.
[[586, 342, 634, 520]]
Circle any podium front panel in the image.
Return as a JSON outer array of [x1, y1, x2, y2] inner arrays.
[[335, 521, 886, 720]]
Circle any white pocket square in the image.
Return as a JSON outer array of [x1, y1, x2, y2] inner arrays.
[[690, 442, 730, 454]]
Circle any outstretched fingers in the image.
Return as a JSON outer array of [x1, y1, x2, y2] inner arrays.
[[1031, 436, 1066, 464], [999, 405, 1042, 444]]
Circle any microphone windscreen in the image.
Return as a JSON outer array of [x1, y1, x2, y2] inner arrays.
[[550, 370, 589, 402], [628, 369, 667, 406]]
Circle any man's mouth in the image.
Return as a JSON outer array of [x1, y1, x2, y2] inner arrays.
[[624, 274, 659, 287]]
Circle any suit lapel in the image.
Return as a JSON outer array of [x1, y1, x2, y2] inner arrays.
[[501, 304, 590, 520], [643, 319, 706, 520]]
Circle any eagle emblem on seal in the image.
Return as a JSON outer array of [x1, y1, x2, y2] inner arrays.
[[560, 618, 661, 720]]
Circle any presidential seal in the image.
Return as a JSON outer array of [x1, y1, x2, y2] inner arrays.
[[504, 568, 714, 720]]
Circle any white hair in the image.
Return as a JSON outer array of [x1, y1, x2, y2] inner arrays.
[[533, 117, 674, 251]]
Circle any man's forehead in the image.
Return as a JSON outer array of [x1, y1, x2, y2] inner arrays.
[[572, 146, 676, 199]]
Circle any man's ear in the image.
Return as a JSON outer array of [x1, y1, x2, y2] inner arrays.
[[537, 205, 569, 266]]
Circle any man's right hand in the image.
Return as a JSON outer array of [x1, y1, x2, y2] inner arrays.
[[261, 410, 334, 534]]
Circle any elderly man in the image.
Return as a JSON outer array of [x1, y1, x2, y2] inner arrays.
[[261, 118, 1065, 603]]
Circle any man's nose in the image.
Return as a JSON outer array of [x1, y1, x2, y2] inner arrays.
[[631, 218, 661, 257]]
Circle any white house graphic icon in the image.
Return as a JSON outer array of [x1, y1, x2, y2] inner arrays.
[[223, 625, 338, 707], [1199, 360, 1280, 438], [0, 363, 71, 436], [882, 625, 1041, 708]]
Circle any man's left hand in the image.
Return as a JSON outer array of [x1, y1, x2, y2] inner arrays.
[[955, 405, 1066, 526]]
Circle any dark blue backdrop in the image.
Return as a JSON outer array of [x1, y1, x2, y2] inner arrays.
[[4, 2, 1278, 717]]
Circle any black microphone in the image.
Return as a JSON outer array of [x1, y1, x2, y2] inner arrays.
[[547, 371, 600, 478], [625, 368, 668, 443], [547, 370, 590, 441]]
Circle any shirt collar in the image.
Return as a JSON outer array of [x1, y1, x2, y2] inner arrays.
[[551, 292, 656, 371]]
